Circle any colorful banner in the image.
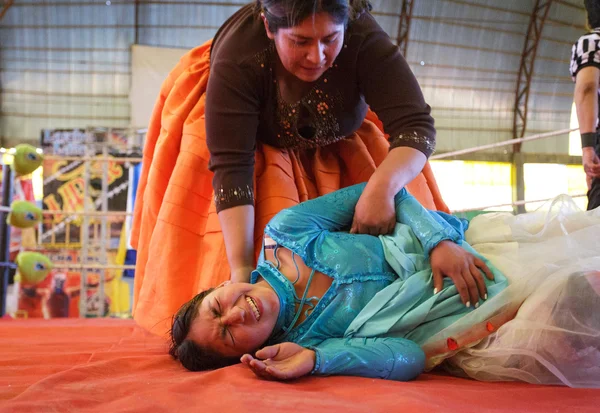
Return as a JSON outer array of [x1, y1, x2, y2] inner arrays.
[[16, 248, 127, 319], [39, 129, 129, 247]]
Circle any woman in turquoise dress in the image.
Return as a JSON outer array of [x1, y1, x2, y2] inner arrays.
[[169, 183, 507, 381]]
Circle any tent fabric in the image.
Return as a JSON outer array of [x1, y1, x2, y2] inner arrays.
[[1, 318, 599, 412]]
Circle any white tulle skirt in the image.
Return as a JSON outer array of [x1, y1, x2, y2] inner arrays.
[[440, 196, 600, 387]]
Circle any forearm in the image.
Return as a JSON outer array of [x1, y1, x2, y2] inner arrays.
[[217, 204, 255, 283], [366, 147, 427, 198], [310, 337, 425, 381]]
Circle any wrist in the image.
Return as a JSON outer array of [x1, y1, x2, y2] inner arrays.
[[366, 172, 396, 198], [583, 146, 597, 155], [308, 348, 320, 374], [581, 132, 597, 148], [431, 239, 451, 253]]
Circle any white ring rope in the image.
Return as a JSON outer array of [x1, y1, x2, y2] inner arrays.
[[0, 205, 133, 217], [44, 155, 143, 163], [39, 181, 130, 241], [430, 128, 578, 160], [451, 193, 588, 213], [51, 264, 136, 271], [430, 127, 587, 211], [43, 160, 83, 186]]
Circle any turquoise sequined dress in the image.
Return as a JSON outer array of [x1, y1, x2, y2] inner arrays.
[[250, 183, 507, 381]]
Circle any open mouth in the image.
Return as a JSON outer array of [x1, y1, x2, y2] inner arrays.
[[246, 296, 261, 321]]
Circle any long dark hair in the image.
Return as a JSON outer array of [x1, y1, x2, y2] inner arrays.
[[255, 0, 372, 33], [585, 0, 600, 30], [169, 289, 239, 371]]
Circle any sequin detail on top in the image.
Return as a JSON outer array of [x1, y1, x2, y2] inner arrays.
[[275, 83, 344, 150], [214, 185, 254, 207], [389, 131, 435, 154]]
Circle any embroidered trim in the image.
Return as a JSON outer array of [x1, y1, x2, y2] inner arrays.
[[274, 82, 344, 150], [214, 185, 254, 207], [389, 131, 435, 154]]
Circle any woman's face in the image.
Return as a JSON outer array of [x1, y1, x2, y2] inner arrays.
[[187, 281, 280, 358], [264, 12, 345, 83]]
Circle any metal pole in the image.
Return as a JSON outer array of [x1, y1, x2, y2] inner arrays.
[[0, 165, 13, 316], [98, 143, 109, 317], [396, 0, 415, 56], [79, 144, 92, 318], [134, 0, 140, 45]]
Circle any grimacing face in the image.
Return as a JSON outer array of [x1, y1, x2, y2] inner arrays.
[[263, 12, 345, 83], [186, 281, 280, 357]]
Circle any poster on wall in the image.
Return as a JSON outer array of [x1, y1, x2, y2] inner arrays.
[[39, 129, 129, 247], [16, 248, 127, 319]]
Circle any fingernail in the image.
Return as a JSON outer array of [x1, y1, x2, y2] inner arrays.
[[484, 294, 488, 300], [466, 301, 471, 308], [475, 302, 480, 308], [433, 288, 439, 295]]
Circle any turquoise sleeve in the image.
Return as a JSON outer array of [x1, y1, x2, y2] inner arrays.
[[393, 189, 463, 257], [309, 337, 425, 381], [266, 183, 367, 235]]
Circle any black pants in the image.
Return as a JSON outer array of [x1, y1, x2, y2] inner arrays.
[[588, 144, 600, 211]]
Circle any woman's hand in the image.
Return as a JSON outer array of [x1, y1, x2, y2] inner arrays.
[[430, 240, 494, 307], [583, 147, 600, 186], [351, 184, 396, 236], [240, 342, 315, 381]]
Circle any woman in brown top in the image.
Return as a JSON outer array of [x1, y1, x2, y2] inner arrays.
[[131, 0, 449, 335]]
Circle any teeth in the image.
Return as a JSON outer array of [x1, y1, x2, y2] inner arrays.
[[246, 297, 261, 320]]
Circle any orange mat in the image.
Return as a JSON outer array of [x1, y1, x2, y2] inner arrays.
[[1, 318, 598, 412]]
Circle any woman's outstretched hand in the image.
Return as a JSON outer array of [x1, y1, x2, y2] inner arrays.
[[430, 240, 494, 307], [240, 342, 315, 381]]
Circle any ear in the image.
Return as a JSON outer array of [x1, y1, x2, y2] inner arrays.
[[261, 13, 276, 40]]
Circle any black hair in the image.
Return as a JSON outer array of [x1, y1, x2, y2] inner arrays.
[[585, 0, 600, 30], [169, 289, 239, 371], [255, 0, 372, 33]]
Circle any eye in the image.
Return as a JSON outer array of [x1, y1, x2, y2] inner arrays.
[[292, 39, 307, 46], [34, 263, 45, 271], [25, 212, 35, 220], [222, 326, 236, 345], [27, 153, 37, 161]]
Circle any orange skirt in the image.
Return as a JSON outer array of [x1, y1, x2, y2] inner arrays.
[[130, 40, 449, 335]]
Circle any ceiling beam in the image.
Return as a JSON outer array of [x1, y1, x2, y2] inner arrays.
[[397, 0, 415, 57], [512, 0, 553, 151], [0, 0, 15, 21]]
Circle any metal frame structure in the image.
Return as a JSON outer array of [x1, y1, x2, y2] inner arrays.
[[0, 0, 14, 21], [512, 0, 554, 147], [397, 0, 415, 57], [511, 0, 553, 213]]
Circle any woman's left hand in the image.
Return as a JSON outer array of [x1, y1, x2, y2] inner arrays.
[[430, 240, 494, 307], [240, 342, 315, 381], [351, 185, 396, 236]]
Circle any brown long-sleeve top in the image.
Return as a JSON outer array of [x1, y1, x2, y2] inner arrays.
[[206, 3, 436, 212]]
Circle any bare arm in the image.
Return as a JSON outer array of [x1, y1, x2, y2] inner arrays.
[[574, 66, 600, 135], [351, 147, 426, 235], [367, 146, 426, 201], [217, 205, 255, 283]]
